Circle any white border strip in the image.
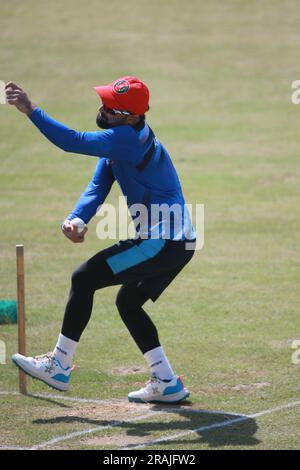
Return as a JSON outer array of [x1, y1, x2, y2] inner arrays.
[[122, 400, 300, 450]]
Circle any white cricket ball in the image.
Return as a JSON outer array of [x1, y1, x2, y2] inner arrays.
[[71, 217, 86, 233]]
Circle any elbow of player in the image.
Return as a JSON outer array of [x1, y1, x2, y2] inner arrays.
[[59, 130, 80, 153], [58, 142, 75, 153]]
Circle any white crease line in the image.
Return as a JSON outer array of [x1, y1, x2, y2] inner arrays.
[[27, 392, 116, 405], [30, 410, 166, 450], [0, 390, 244, 450], [0, 445, 31, 450], [152, 406, 247, 417], [2, 390, 299, 450], [122, 399, 300, 450], [0, 390, 162, 449], [0, 391, 243, 416], [0, 390, 113, 405], [33, 405, 243, 449]]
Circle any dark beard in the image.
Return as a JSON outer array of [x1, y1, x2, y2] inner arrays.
[[96, 112, 111, 129]]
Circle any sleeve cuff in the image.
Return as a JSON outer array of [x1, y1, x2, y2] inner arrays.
[[28, 107, 41, 121]]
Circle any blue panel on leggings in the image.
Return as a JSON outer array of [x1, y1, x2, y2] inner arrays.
[[107, 239, 166, 274]]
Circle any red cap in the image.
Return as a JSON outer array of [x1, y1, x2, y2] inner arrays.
[[94, 76, 149, 115]]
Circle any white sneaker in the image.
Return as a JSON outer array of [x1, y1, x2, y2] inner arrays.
[[12, 352, 72, 391], [128, 375, 190, 404]]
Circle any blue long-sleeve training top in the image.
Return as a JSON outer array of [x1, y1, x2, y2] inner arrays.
[[29, 107, 196, 240]]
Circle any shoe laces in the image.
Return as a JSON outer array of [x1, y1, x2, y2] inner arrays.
[[35, 352, 76, 372], [34, 352, 54, 364], [146, 375, 158, 385], [143, 375, 161, 392], [140, 376, 154, 390]]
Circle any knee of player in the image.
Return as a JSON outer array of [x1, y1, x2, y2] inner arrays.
[[115, 289, 127, 313], [71, 265, 91, 290], [116, 285, 148, 313]]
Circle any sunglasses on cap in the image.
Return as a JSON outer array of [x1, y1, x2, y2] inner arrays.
[[103, 105, 132, 116]]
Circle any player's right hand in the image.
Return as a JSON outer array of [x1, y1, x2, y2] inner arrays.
[[5, 81, 36, 116], [61, 220, 88, 243]]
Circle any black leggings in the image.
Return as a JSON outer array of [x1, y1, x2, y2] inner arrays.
[[61, 251, 160, 354]]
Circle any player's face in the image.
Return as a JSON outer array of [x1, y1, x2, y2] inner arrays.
[[96, 105, 129, 129]]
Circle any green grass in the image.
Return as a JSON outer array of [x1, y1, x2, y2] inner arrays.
[[0, 0, 299, 450]]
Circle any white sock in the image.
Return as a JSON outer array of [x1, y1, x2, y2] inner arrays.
[[144, 346, 175, 381], [53, 333, 78, 369]]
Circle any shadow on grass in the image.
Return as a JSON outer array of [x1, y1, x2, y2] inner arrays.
[[32, 400, 260, 448], [26, 393, 71, 409]]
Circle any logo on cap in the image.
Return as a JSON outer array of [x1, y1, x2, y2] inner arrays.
[[114, 79, 130, 94]]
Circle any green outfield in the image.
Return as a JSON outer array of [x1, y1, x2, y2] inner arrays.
[[0, 0, 299, 450]]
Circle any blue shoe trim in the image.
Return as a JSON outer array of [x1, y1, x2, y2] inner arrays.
[[163, 378, 183, 396], [53, 357, 71, 372], [128, 396, 145, 403], [52, 373, 70, 383], [128, 392, 190, 405], [151, 393, 190, 404]]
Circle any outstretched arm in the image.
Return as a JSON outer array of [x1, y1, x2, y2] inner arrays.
[[61, 158, 115, 243], [5, 82, 113, 157]]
